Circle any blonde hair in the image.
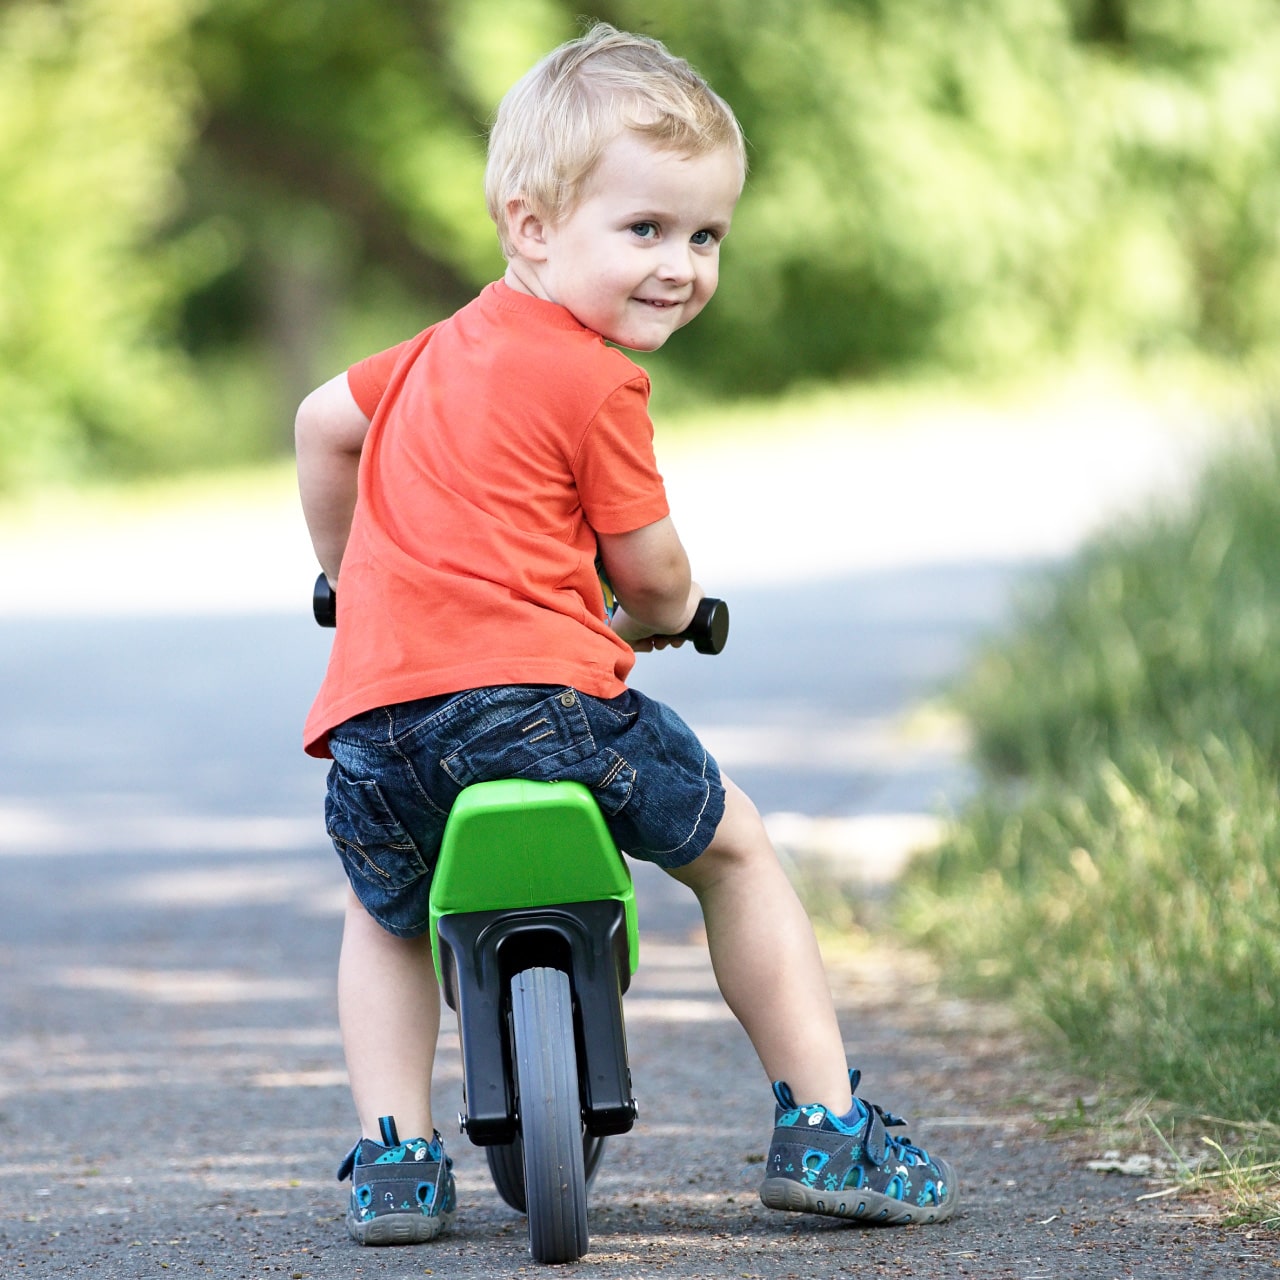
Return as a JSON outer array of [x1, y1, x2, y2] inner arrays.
[[485, 23, 746, 258]]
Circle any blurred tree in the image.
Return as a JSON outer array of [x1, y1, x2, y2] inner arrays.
[[3, 0, 1280, 485], [0, 0, 216, 489], [179, 0, 559, 440]]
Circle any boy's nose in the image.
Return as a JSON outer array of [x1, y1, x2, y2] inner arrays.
[[655, 246, 695, 285]]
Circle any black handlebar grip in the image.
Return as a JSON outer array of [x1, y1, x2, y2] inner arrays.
[[313, 573, 337, 627], [676, 597, 729, 655], [314, 572, 728, 655]]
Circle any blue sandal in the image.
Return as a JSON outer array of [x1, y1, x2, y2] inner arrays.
[[337, 1115, 457, 1245], [760, 1070, 957, 1225]]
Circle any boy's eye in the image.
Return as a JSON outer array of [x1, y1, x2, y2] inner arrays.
[[630, 222, 658, 239], [690, 229, 718, 247]]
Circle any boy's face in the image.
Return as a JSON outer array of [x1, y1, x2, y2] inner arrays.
[[506, 131, 743, 351]]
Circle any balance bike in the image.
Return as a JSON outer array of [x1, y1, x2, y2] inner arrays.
[[313, 574, 727, 1262]]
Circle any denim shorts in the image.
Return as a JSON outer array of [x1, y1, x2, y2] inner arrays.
[[324, 685, 725, 937]]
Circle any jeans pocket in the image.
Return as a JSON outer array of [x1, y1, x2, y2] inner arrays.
[[441, 688, 597, 787], [326, 773, 429, 890]]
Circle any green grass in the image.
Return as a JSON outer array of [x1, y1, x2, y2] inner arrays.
[[1165, 1134, 1280, 1229], [895, 411, 1280, 1217]]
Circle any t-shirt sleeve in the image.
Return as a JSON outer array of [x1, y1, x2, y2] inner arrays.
[[347, 338, 417, 420], [573, 377, 671, 535]]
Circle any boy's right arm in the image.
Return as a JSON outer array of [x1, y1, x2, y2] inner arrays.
[[295, 372, 372, 585]]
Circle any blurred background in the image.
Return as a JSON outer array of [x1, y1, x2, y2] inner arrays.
[[2, 0, 1278, 491], [3, 0, 1280, 1228]]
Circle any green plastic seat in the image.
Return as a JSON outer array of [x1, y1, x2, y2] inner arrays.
[[429, 779, 639, 980]]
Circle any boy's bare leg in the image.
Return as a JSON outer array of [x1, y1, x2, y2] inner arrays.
[[668, 776, 854, 1115], [338, 887, 440, 1141]]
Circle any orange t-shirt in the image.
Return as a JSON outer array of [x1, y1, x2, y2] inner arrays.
[[303, 281, 670, 757]]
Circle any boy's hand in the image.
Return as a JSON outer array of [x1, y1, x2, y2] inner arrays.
[[610, 606, 685, 652], [635, 634, 687, 653], [609, 582, 701, 651]]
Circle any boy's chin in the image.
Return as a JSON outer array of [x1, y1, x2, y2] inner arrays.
[[614, 337, 668, 353], [605, 326, 675, 353]]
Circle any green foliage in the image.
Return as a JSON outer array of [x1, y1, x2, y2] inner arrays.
[[899, 417, 1280, 1122], [959, 427, 1280, 777], [0, 0, 217, 488], [5, 0, 1280, 483], [615, 0, 1089, 380]]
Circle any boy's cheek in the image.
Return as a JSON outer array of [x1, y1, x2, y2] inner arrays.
[[685, 291, 715, 324]]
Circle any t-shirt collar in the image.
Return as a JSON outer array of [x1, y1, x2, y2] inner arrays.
[[485, 279, 587, 332]]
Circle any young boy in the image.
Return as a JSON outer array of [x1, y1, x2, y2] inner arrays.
[[296, 23, 957, 1246]]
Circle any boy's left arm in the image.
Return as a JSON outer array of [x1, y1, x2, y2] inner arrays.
[[598, 516, 702, 650], [295, 372, 371, 585]]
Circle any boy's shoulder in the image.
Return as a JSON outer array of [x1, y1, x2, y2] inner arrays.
[[452, 281, 650, 402], [478, 283, 644, 370]]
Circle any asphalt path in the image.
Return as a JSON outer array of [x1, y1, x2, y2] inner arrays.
[[3, 394, 1273, 1276]]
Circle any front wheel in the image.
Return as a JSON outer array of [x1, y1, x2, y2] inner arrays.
[[485, 1131, 607, 1215], [511, 967, 589, 1263]]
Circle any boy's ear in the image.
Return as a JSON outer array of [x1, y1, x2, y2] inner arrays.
[[505, 198, 550, 261]]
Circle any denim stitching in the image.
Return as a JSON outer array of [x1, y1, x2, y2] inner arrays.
[[440, 689, 597, 786], [595, 698, 638, 727], [598, 753, 627, 788], [519, 717, 557, 744], [332, 835, 394, 881], [385, 715, 449, 823], [592, 751, 635, 815], [393, 687, 517, 745], [641, 745, 716, 860]]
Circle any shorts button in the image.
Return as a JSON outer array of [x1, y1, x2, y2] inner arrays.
[[559, 691, 577, 707]]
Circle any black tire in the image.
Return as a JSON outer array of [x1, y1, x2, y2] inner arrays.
[[486, 1131, 608, 1214], [485, 1138, 527, 1214], [511, 967, 589, 1263], [584, 1132, 607, 1187]]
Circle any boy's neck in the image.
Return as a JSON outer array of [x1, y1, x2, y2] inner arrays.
[[502, 260, 545, 302]]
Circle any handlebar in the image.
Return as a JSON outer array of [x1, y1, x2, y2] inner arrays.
[[677, 596, 730, 655], [312, 573, 729, 655], [313, 573, 338, 627]]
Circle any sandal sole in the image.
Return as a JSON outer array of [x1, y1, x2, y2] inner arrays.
[[759, 1175, 956, 1225], [346, 1208, 456, 1245]]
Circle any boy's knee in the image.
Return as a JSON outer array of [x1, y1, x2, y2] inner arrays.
[[668, 775, 771, 886], [709, 776, 766, 850]]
